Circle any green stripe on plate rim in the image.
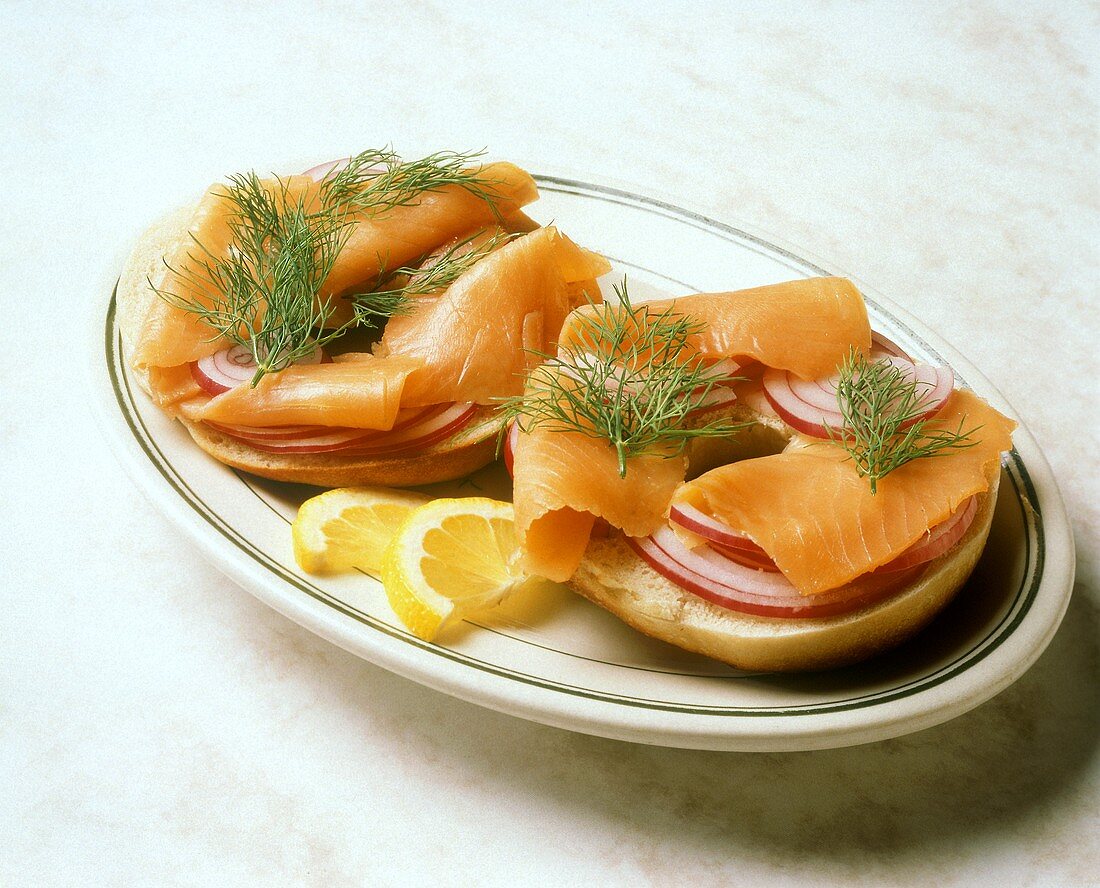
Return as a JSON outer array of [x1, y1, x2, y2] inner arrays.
[[104, 176, 1045, 717]]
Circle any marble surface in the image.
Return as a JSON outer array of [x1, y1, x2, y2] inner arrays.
[[2, 2, 1097, 885]]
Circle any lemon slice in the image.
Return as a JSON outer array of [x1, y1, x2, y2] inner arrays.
[[292, 486, 431, 575], [381, 497, 531, 641]]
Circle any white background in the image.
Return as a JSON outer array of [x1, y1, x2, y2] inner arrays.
[[3, 2, 1097, 885]]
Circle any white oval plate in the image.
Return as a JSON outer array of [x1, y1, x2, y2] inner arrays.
[[89, 174, 1075, 751]]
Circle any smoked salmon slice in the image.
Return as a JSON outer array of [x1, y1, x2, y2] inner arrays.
[[514, 426, 686, 582], [321, 162, 538, 299], [377, 224, 517, 335], [381, 226, 611, 406], [132, 162, 538, 369], [558, 277, 871, 381], [196, 353, 422, 430], [671, 389, 1016, 595], [132, 176, 315, 369], [146, 364, 208, 420]]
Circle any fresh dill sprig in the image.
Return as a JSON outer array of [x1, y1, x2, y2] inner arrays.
[[826, 349, 980, 494], [155, 172, 357, 381], [323, 148, 506, 221], [501, 280, 745, 478], [152, 148, 505, 382], [353, 229, 516, 324]]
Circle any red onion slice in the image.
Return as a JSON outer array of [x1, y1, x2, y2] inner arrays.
[[206, 403, 472, 456], [344, 402, 477, 456], [206, 422, 342, 441], [240, 428, 380, 454], [708, 541, 781, 572], [650, 526, 793, 597], [303, 157, 392, 182], [303, 158, 350, 181], [224, 407, 474, 456], [668, 502, 760, 552], [870, 330, 912, 361], [903, 361, 954, 422], [628, 534, 790, 614], [193, 345, 261, 395], [790, 372, 846, 412], [761, 367, 842, 438], [762, 357, 954, 439], [687, 386, 738, 414], [670, 491, 975, 580], [866, 358, 955, 428], [706, 357, 742, 379], [205, 405, 436, 442], [192, 344, 324, 396], [628, 529, 907, 619]]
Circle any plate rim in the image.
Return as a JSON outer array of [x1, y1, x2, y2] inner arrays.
[[87, 172, 1076, 751]]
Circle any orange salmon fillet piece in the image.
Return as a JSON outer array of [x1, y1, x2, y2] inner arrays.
[[195, 353, 422, 430], [381, 226, 610, 406], [559, 277, 871, 381], [133, 176, 315, 369], [672, 389, 1016, 594], [321, 162, 538, 298], [377, 224, 519, 336], [513, 426, 687, 582], [146, 364, 206, 418]]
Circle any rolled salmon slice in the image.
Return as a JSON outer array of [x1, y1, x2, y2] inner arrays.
[[514, 425, 687, 582], [381, 224, 518, 310], [382, 226, 611, 406], [321, 161, 539, 299], [133, 175, 322, 370], [559, 276, 871, 381], [672, 389, 1016, 595], [195, 353, 423, 430], [145, 363, 208, 420], [377, 211, 549, 315]]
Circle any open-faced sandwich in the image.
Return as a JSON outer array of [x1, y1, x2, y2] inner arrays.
[[503, 277, 1016, 671], [117, 149, 609, 486], [136, 151, 1015, 673]]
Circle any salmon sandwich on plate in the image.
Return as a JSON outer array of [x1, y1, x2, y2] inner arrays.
[[503, 277, 1016, 672], [117, 149, 609, 487]]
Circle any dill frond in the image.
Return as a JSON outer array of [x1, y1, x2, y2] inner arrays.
[[501, 280, 745, 478], [353, 229, 517, 325], [323, 148, 506, 220], [827, 349, 980, 493]]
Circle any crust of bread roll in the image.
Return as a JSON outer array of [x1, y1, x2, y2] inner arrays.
[[116, 205, 504, 487], [176, 408, 502, 487], [569, 473, 999, 673], [116, 205, 197, 396]]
